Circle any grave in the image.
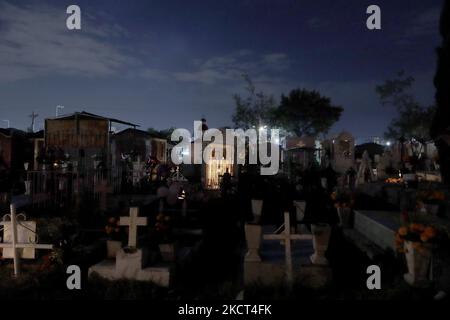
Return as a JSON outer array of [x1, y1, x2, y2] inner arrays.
[[88, 207, 171, 287], [244, 211, 332, 288], [0, 205, 53, 276]]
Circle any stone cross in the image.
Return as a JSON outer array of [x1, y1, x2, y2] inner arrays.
[[0, 205, 53, 277], [94, 179, 113, 211], [263, 212, 312, 287], [119, 207, 147, 248]]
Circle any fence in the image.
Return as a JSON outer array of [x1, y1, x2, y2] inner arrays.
[[25, 168, 122, 209]]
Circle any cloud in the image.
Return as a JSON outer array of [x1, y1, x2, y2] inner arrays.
[[396, 6, 441, 45], [0, 2, 137, 82], [172, 51, 291, 85]]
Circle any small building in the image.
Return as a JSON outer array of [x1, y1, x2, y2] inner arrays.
[[44, 111, 138, 170], [0, 128, 31, 175], [111, 128, 168, 165]]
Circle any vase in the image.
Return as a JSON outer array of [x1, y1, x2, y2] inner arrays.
[[244, 223, 262, 262], [159, 243, 176, 262], [403, 241, 432, 287], [310, 224, 331, 265], [251, 199, 263, 223], [106, 240, 122, 259]]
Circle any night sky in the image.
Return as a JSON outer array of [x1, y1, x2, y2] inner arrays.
[[0, 0, 442, 141]]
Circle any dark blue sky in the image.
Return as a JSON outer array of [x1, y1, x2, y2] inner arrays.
[[0, 0, 442, 140]]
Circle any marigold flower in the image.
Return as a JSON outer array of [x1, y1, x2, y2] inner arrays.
[[398, 227, 408, 237], [424, 226, 437, 238]]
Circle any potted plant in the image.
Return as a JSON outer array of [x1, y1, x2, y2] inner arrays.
[[396, 223, 441, 287], [104, 217, 123, 259], [155, 213, 175, 262]]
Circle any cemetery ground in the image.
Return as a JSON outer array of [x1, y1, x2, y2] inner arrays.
[[1, 183, 448, 300]]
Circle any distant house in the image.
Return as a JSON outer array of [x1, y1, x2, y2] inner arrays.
[[111, 128, 167, 165], [44, 111, 138, 169], [0, 128, 31, 174]]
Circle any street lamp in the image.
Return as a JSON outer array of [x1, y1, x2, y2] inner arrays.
[[56, 105, 64, 117]]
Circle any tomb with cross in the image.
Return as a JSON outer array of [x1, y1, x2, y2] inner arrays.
[[0, 205, 53, 277], [88, 207, 171, 287]]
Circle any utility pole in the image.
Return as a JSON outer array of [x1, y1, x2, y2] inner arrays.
[[29, 111, 38, 133], [2, 120, 10, 128]]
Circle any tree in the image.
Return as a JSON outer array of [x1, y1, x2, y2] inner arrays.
[[376, 71, 436, 144], [147, 127, 176, 140], [273, 89, 343, 137], [431, 0, 450, 185], [232, 75, 277, 129]]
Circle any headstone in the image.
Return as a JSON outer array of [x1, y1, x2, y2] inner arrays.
[[331, 131, 355, 174], [119, 207, 147, 248], [356, 150, 375, 186], [0, 205, 53, 276]]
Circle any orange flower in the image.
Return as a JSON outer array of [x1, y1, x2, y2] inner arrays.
[[105, 225, 113, 234], [423, 226, 437, 238], [420, 234, 429, 242], [398, 227, 408, 237], [410, 223, 425, 233]]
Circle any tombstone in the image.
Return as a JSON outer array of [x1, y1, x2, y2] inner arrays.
[[244, 212, 318, 288], [330, 131, 355, 174], [377, 151, 393, 180], [0, 205, 53, 277], [1, 215, 37, 259], [356, 150, 375, 186], [132, 158, 144, 186], [89, 207, 171, 287]]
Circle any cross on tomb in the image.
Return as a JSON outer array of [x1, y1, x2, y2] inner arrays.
[[94, 179, 113, 211], [119, 207, 147, 248], [0, 205, 53, 277], [263, 212, 312, 287]]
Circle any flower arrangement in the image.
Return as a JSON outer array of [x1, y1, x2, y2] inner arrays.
[[395, 223, 440, 252], [416, 190, 446, 204], [331, 190, 354, 209], [105, 217, 122, 241], [385, 177, 403, 184]]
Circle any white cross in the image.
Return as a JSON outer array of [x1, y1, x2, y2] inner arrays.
[[0, 205, 53, 277], [119, 207, 147, 248], [263, 212, 312, 287]]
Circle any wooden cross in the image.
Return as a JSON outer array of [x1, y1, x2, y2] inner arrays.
[[119, 207, 147, 248], [263, 212, 312, 287], [94, 179, 113, 211], [0, 205, 53, 277]]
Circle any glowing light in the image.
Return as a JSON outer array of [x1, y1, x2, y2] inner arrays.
[[386, 141, 391, 146]]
